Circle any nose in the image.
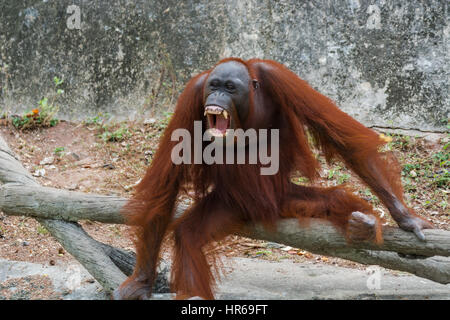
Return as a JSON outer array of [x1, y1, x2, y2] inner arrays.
[[205, 92, 232, 110]]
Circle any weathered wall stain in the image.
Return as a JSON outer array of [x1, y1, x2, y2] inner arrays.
[[0, 0, 448, 131]]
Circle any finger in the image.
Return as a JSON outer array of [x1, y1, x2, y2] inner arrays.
[[413, 228, 426, 241]]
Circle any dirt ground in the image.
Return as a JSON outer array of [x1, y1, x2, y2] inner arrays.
[[0, 117, 448, 299]]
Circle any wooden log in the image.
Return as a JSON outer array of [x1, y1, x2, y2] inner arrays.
[[1, 133, 449, 289]]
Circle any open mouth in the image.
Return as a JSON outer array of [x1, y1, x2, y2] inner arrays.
[[204, 105, 231, 136]]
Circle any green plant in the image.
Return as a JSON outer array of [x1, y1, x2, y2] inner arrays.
[[363, 188, 373, 197], [431, 169, 449, 188], [12, 76, 63, 130], [327, 166, 350, 184], [254, 250, 272, 256], [337, 173, 350, 184], [429, 121, 449, 188], [100, 125, 131, 142], [402, 163, 421, 178], [292, 176, 310, 185], [84, 112, 111, 126], [432, 151, 449, 167], [36, 224, 49, 235], [386, 134, 412, 151], [109, 225, 122, 237], [53, 147, 65, 157], [84, 113, 129, 143], [155, 111, 173, 130]]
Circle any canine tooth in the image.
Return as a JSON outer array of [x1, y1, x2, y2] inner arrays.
[[223, 110, 228, 119]]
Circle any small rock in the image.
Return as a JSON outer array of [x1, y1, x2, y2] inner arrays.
[[32, 168, 46, 177], [266, 242, 284, 249], [74, 158, 94, 167], [103, 163, 115, 170], [40, 157, 54, 165], [410, 170, 417, 177], [67, 152, 81, 161], [144, 118, 156, 125], [67, 184, 78, 190], [22, 241, 29, 246]]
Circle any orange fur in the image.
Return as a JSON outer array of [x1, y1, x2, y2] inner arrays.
[[116, 58, 419, 299]]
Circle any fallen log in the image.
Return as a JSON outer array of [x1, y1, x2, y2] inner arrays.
[[1, 134, 449, 293]]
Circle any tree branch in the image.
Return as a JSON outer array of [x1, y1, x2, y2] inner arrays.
[[1, 183, 450, 285], [1, 133, 449, 292], [37, 218, 127, 292], [2, 184, 449, 258], [0, 135, 128, 293]]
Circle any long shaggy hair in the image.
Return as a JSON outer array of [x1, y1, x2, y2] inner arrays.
[[121, 58, 415, 298]]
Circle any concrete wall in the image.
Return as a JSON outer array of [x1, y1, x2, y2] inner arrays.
[[0, 0, 448, 131]]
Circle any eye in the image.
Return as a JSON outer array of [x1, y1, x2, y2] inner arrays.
[[225, 82, 236, 91], [210, 79, 220, 90]]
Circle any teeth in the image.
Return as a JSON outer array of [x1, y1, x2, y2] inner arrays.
[[205, 106, 224, 114], [204, 106, 230, 119], [205, 109, 222, 115]]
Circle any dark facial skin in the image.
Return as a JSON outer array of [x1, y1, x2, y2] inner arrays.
[[203, 61, 251, 132]]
